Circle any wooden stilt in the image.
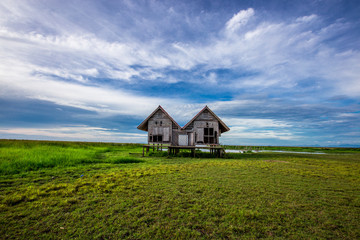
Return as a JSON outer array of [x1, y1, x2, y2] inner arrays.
[[152, 145, 224, 158]]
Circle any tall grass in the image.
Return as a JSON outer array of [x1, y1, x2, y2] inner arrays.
[[0, 140, 142, 174]]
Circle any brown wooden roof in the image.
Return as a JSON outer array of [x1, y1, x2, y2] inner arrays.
[[137, 105, 181, 131], [182, 105, 230, 133]]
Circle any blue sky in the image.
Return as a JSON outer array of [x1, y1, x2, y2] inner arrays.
[[0, 0, 359, 146]]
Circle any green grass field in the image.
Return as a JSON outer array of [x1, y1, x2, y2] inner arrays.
[[1, 140, 359, 239]]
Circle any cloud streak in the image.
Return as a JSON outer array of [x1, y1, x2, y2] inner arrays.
[[225, 8, 255, 33], [0, 59, 182, 117], [0, 126, 147, 142]]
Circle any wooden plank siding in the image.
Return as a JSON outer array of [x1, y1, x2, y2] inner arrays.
[[137, 105, 229, 146], [147, 109, 174, 144]]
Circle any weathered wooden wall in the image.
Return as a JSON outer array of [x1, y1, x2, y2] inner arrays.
[[187, 110, 220, 145], [148, 110, 173, 143]]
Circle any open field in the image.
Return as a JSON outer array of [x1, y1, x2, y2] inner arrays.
[[1, 139, 359, 239]]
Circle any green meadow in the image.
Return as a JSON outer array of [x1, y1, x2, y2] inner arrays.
[[0, 140, 359, 239]]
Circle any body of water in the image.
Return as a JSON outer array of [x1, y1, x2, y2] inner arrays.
[[161, 147, 325, 154], [225, 149, 325, 154]]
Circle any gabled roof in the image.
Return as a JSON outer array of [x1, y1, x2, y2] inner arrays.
[[137, 105, 181, 131], [182, 106, 230, 133]]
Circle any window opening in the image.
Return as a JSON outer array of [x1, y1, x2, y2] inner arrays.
[[152, 135, 163, 142], [204, 127, 215, 144]]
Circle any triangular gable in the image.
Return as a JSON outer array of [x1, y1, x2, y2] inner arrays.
[[182, 106, 230, 133], [137, 105, 181, 131]]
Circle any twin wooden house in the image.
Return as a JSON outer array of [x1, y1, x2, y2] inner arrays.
[[137, 105, 230, 146]]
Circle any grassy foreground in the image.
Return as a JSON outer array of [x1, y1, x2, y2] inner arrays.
[[0, 140, 359, 239]]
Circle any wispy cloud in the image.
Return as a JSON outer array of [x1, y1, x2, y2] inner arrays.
[[0, 126, 147, 142], [225, 8, 255, 33], [221, 117, 297, 142], [0, 59, 183, 117], [222, 118, 293, 128], [223, 130, 296, 141]]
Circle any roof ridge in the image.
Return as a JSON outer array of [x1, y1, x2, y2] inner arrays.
[[137, 105, 181, 131], [182, 106, 208, 130], [182, 106, 230, 132], [158, 105, 181, 129]]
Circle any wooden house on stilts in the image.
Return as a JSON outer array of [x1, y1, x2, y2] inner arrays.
[[137, 105, 230, 147]]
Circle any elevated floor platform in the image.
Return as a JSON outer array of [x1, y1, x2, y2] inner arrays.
[[142, 144, 224, 158]]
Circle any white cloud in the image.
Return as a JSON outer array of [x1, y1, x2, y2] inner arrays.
[[219, 117, 296, 141], [225, 8, 254, 33], [0, 26, 172, 83], [0, 126, 147, 142], [223, 118, 293, 128], [223, 130, 296, 140], [0, 59, 184, 117], [207, 72, 217, 84], [184, 13, 360, 97], [33, 66, 99, 83], [208, 99, 263, 112], [296, 14, 318, 23]]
